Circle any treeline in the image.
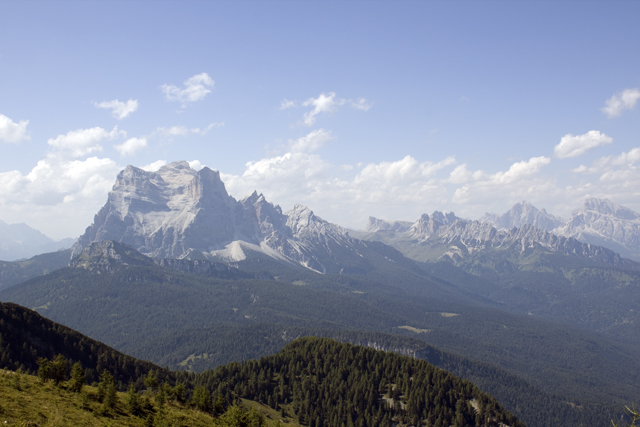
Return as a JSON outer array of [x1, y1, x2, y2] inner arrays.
[[189, 337, 525, 427]]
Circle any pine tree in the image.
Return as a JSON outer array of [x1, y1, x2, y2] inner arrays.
[[69, 362, 85, 392], [144, 369, 159, 393], [126, 383, 142, 415], [192, 385, 211, 412]]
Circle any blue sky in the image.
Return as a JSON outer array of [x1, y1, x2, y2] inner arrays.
[[1, 1, 639, 239]]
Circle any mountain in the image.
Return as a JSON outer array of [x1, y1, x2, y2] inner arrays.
[[201, 337, 525, 427], [0, 303, 529, 427], [0, 219, 75, 261], [72, 161, 421, 276], [356, 211, 640, 344], [0, 249, 71, 291], [481, 198, 640, 261], [2, 240, 638, 427], [0, 300, 171, 386], [553, 198, 640, 261], [364, 217, 413, 233], [481, 201, 565, 232], [357, 210, 632, 268]]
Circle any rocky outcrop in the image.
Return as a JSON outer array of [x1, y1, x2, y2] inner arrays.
[[553, 198, 640, 261], [482, 201, 564, 232], [364, 217, 413, 233], [72, 161, 398, 274], [363, 208, 632, 268]]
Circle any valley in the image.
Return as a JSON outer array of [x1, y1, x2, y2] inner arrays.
[[1, 161, 639, 427]]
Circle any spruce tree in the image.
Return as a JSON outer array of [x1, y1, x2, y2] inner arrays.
[[69, 362, 85, 392]]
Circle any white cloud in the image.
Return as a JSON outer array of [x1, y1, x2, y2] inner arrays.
[[192, 122, 224, 135], [0, 155, 121, 238], [355, 155, 456, 186], [47, 126, 124, 158], [489, 156, 551, 184], [161, 73, 214, 108], [95, 99, 138, 119], [573, 147, 640, 174], [280, 99, 295, 110], [602, 88, 640, 118], [450, 157, 554, 208], [188, 160, 205, 170], [114, 137, 148, 157], [140, 160, 167, 172], [0, 114, 30, 143], [158, 126, 190, 136], [553, 130, 613, 159], [350, 98, 373, 111], [448, 164, 473, 184], [289, 129, 333, 152], [157, 122, 223, 137], [302, 92, 346, 126]]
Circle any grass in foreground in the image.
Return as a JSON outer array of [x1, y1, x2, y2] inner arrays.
[[0, 369, 297, 427]]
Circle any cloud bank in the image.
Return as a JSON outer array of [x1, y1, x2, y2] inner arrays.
[[0, 114, 30, 143], [602, 88, 640, 118], [553, 130, 612, 158]]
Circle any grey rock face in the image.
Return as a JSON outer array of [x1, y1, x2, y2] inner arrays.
[[73, 161, 386, 273], [554, 198, 640, 260], [365, 217, 413, 233], [364, 209, 629, 267], [482, 201, 565, 232]]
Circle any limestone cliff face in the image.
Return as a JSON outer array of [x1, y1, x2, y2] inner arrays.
[[553, 198, 640, 261], [362, 209, 630, 267], [482, 201, 565, 232], [72, 161, 391, 274], [73, 161, 243, 259]]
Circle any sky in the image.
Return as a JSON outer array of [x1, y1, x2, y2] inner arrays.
[[1, 1, 639, 240]]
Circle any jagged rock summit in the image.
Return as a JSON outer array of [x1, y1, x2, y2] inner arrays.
[[553, 198, 640, 260], [72, 161, 399, 274], [359, 209, 634, 268], [481, 201, 565, 232], [482, 199, 640, 261]]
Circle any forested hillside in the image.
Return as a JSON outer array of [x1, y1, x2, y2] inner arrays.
[[189, 337, 525, 427]]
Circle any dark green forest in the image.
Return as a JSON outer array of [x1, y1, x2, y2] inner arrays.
[[184, 337, 526, 427]]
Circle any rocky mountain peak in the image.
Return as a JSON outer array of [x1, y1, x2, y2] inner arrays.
[[482, 201, 564, 232], [70, 240, 155, 271], [579, 198, 640, 220], [555, 198, 640, 260], [71, 162, 396, 274], [364, 217, 412, 233], [409, 211, 461, 240]]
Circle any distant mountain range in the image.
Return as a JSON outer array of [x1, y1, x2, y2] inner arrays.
[[2, 160, 639, 427], [0, 220, 75, 261], [482, 199, 640, 261]]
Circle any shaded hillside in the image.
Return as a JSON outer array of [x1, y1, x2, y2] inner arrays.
[[2, 242, 639, 426], [420, 250, 640, 344], [0, 301, 172, 387], [139, 323, 620, 427], [0, 249, 71, 291]]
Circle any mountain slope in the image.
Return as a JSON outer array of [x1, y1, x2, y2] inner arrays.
[[481, 201, 565, 232], [197, 337, 525, 427], [0, 219, 74, 261], [0, 248, 71, 291], [2, 241, 639, 426], [72, 161, 438, 280], [0, 301, 171, 386], [554, 198, 640, 261]]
